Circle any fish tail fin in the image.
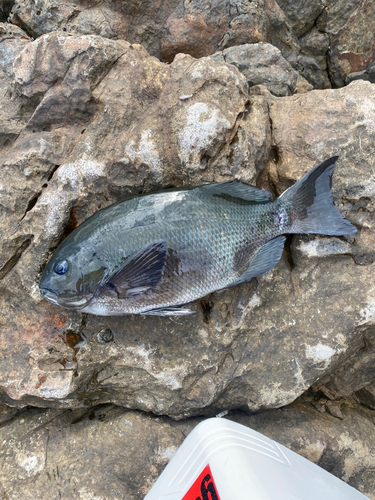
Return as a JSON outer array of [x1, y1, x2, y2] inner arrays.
[[279, 156, 357, 235]]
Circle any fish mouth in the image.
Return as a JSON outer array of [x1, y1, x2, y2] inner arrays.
[[39, 286, 90, 309], [40, 287, 60, 305]]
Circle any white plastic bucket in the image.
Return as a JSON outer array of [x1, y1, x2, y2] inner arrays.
[[145, 417, 369, 500]]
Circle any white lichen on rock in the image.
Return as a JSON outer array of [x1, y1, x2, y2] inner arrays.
[[178, 102, 231, 169]]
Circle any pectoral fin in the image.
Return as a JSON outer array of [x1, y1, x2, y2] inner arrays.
[[230, 236, 286, 286], [106, 241, 167, 298]]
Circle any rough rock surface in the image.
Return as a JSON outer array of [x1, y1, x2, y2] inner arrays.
[[275, 0, 375, 89], [0, 1, 375, 497], [0, 22, 30, 147], [356, 382, 375, 410], [0, 25, 374, 421], [329, 0, 375, 87], [0, 405, 190, 500], [0, 0, 15, 22], [275, 0, 324, 38], [297, 28, 331, 89], [7, 0, 375, 91], [267, 80, 375, 266], [0, 400, 374, 500], [346, 61, 375, 86], [8, 0, 298, 63], [212, 42, 299, 96]]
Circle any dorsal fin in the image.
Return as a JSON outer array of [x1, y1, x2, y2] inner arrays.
[[200, 181, 272, 203]]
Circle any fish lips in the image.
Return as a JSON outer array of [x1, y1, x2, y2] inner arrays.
[[39, 286, 91, 308], [39, 286, 60, 305], [39, 269, 108, 310]]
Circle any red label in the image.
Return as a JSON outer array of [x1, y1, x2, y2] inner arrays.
[[182, 464, 221, 500]]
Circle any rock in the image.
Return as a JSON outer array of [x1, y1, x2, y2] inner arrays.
[[268, 80, 375, 266], [346, 61, 375, 85], [299, 28, 330, 58], [160, 0, 300, 64], [294, 73, 314, 93], [0, 33, 374, 420], [274, 0, 375, 90], [356, 382, 375, 410], [275, 0, 324, 38], [160, 0, 270, 62], [295, 53, 331, 89], [8, 0, 374, 91], [329, 0, 375, 87], [0, 0, 14, 22], [316, 0, 362, 35], [297, 28, 331, 89], [0, 400, 373, 499], [261, 79, 375, 408], [0, 22, 30, 148], [309, 326, 375, 401], [0, 32, 248, 275], [0, 404, 197, 499], [212, 88, 271, 183], [211, 43, 299, 96], [325, 399, 344, 420], [8, 0, 174, 57], [8, 0, 300, 63], [0, 402, 19, 424]]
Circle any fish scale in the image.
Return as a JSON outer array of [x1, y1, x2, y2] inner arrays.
[[39, 157, 357, 316], [76, 205, 281, 315]]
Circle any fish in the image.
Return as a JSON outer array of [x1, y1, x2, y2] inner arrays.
[[39, 156, 357, 316]]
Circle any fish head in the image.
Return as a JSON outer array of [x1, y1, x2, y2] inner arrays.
[[39, 241, 107, 310]]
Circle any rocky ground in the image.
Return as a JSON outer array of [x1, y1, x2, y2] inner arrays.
[[0, 0, 374, 498]]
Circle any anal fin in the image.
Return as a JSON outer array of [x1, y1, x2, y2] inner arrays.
[[142, 306, 195, 317], [230, 236, 286, 286]]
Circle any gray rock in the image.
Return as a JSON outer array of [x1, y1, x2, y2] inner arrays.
[[268, 80, 375, 266], [297, 28, 331, 89], [0, 405, 196, 499], [8, 0, 300, 63], [316, 0, 362, 35], [274, 0, 375, 90], [210, 88, 272, 183], [0, 0, 14, 22], [346, 61, 375, 85], [310, 329, 375, 401], [296, 53, 331, 89], [294, 73, 314, 93], [274, 0, 324, 38], [356, 382, 375, 410], [0, 402, 19, 424], [299, 28, 330, 57], [0, 23, 30, 147], [291, 236, 354, 262], [212, 43, 299, 96], [328, 0, 375, 87], [0, 400, 373, 499]]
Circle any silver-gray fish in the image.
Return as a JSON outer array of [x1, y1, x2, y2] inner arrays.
[[39, 157, 356, 316]]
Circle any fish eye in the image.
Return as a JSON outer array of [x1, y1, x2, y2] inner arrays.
[[54, 260, 69, 275]]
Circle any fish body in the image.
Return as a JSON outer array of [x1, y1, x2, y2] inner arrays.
[[39, 157, 356, 316]]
